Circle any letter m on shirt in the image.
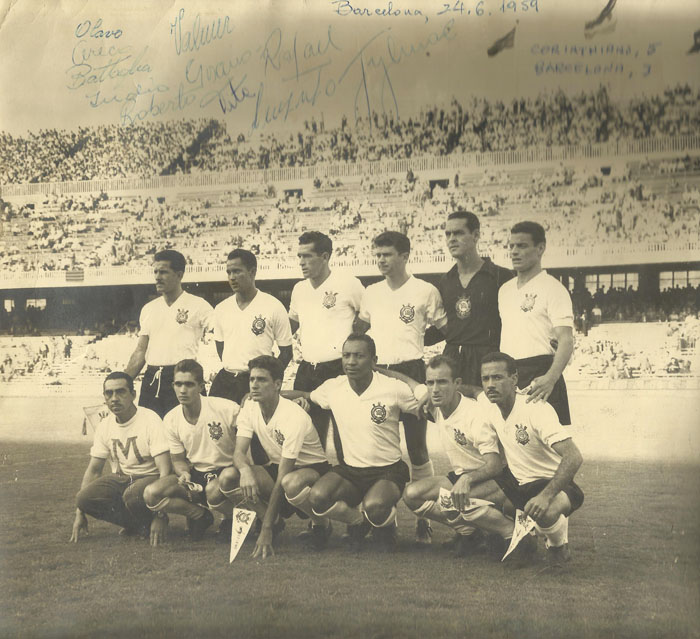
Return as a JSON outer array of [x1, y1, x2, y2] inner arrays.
[[112, 436, 145, 464]]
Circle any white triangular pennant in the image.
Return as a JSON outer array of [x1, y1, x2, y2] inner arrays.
[[502, 509, 536, 561], [230, 508, 256, 563]]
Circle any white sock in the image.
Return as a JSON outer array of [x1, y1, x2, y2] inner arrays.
[[411, 461, 434, 481], [446, 514, 477, 536], [535, 514, 568, 548]]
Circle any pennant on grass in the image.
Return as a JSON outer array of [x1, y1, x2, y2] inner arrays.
[[230, 508, 256, 563], [584, 0, 617, 39], [82, 404, 110, 435], [438, 487, 494, 517], [687, 29, 700, 54], [487, 25, 516, 57], [502, 509, 536, 561]]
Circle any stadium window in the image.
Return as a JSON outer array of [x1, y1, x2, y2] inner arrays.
[[26, 298, 47, 310], [659, 271, 674, 291], [626, 273, 639, 290], [585, 274, 598, 294], [689, 271, 700, 287], [3, 300, 14, 313], [612, 273, 626, 289]]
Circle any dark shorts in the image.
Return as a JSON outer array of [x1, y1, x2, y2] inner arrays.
[[138, 365, 178, 419], [377, 359, 427, 384], [515, 355, 571, 426], [495, 466, 584, 514], [263, 462, 331, 519], [331, 460, 411, 496], [443, 343, 493, 388], [376, 360, 427, 440], [293, 359, 344, 392], [447, 470, 466, 485], [189, 467, 227, 504]]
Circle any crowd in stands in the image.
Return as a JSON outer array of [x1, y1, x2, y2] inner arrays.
[[2, 86, 699, 184]]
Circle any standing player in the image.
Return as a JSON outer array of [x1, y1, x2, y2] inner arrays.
[[439, 210, 513, 397], [499, 221, 575, 424], [289, 231, 364, 448], [299, 334, 422, 551], [124, 249, 213, 418], [212, 356, 331, 558], [355, 231, 447, 544], [70, 372, 171, 546], [209, 249, 293, 405], [144, 359, 239, 543], [402, 355, 515, 557], [477, 352, 584, 566]]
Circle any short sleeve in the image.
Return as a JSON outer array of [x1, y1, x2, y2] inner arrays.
[[474, 419, 501, 457], [235, 402, 256, 440], [547, 280, 574, 329], [395, 379, 419, 415], [272, 299, 293, 347], [310, 379, 333, 410], [348, 277, 365, 312], [148, 414, 169, 457], [212, 304, 225, 341], [280, 407, 310, 460], [89, 422, 110, 459], [138, 305, 150, 338], [199, 299, 215, 334], [288, 283, 301, 322], [358, 288, 372, 323], [163, 413, 186, 455], [426, 283, 448, 330], [531, 402, 571, 448]]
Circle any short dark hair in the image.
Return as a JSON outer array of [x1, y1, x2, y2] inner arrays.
[[510, 221, 546, 245], [227, 248, 257, 272], [447, 210, 480, 232], [426, 355, 461, 380], [248, 355, 284, 381], [373, 231, 410, 254], [174, 359, 204, 384], [154, 249, 186, 273], [343, 333, 376, 359], [299, 231, 332, 257], [480, 351, 518, 376], [103, 371, 135, 393]]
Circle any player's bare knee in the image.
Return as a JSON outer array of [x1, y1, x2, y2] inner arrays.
[[218, 467, 240, 492], [280, 472, 306, 498], [402, 483, 423, 510], [205, 480, 221, 503], [75, 488, 91, 512], [143, 482, 163, 507], [362, 499, 392, 525], [309, 484, 332, 512]]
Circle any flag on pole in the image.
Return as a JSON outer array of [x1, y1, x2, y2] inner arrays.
[[230, 508, 256, 563], [584, 0, 617, 39], [502, 509, 536, 561], [82, 404, 109, 434], [487, 25, 516, 57], [688, 29, 700, 54]]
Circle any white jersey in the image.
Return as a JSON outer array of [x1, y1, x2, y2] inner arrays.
[[213, 291, 293, 373], [434, 395, 501, 475], [476, 394, 571, 484], [163, 396, 239, 472], [499, 271, 574, 360], [90, 407, 168, 476], [310, 373, 419, 467], [289, 271, 364, 363], [138, 291, 213, 366], [359, 275, 447, 365], [236, 396, 327, 467]]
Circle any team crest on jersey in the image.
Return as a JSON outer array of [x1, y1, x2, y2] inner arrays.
[[370, 402, 387, 424], [322, 291, 337, 309], [399, 304, 415, 324], [273, 428, 285, 446], [251, 315, 266, 335], [208, 421, 223, 441], [175, 308, 189, 324], [455, 296, 471, 319], [453, 428, 468, 447], [520, 293, 537, 313], [515, 424, 530, 445]]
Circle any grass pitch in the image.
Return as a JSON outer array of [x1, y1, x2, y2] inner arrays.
[[1, 390, 699, 638]]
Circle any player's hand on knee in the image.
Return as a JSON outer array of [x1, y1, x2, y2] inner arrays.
[[523, 493, 552, 522], [178, 471, 192, 486], [240, 473, 259, 503], [451, 475, 472, 512], [70, 510, 88, 543], [150, 515, 168, 547], [524, 375, 555, 403], [252, 529, 274, 559]]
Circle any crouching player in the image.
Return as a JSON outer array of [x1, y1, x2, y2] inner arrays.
[[478, 352, 584, 567], [296, 333, 422, 551], [144, 359, 239, 543], [211, 355, 332, 559], [402, 355, 516, 557], [70, 372, 171, 545]]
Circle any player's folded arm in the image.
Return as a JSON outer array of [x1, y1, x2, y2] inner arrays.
[[541, 438, 583, 498]]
